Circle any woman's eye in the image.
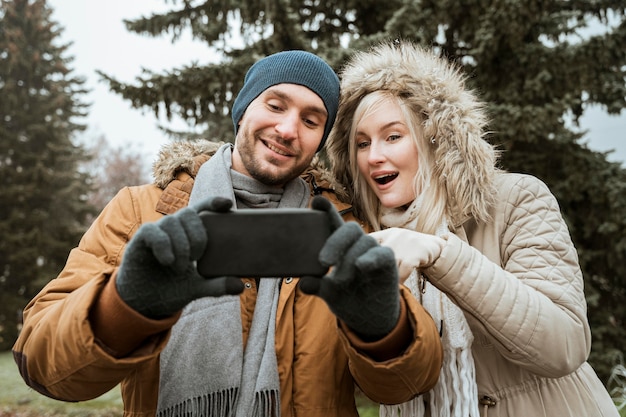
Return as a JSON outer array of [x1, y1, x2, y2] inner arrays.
[[356, 141, 370, 149], [388, 134, 401, 142]]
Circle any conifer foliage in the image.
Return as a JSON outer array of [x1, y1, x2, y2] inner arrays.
[[0, 0, 93, 349]]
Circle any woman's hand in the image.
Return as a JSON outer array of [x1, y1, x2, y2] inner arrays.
[[370, 227, 447, 283]]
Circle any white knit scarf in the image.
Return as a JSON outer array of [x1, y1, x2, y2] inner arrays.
[[156, 143, 310, 417], [378, 196, 479, 417]]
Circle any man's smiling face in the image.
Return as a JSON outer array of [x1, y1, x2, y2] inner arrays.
[[232, 84, 327, 187]]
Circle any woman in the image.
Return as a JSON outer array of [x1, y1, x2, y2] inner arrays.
[[326, 40, 618, 417]]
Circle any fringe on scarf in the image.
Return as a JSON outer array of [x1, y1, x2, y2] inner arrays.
[[156, 388, 281, 417], [380, 396, 425, 417], [251, 389, 281, 417], [157, 388, 239, 417]]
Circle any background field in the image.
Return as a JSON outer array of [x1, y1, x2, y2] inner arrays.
[[3, 350, 622, 417], [0, 351, 379, 417], [1, 350, 120, 417]]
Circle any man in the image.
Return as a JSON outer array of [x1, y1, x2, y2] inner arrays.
[[13, 51, 443, 417]]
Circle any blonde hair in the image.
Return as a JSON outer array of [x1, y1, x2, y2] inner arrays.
[[327, 40, 499, 231], [347, 91, 448, 233]]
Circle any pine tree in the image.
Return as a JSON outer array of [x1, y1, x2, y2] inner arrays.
[[0, 0, 94, 350], [99, 0, 626, 380], [96, 0, 408, 141]]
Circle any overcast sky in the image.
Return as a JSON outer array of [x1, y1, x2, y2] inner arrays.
[[47, 0, 625, 167]]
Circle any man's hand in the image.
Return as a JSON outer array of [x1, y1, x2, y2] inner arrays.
[[116, 197, 244, 319], [299, 196, 400, 341], [369, 228, 446, 283]]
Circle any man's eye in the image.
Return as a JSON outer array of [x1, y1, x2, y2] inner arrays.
[[303, 118, 320, 127]]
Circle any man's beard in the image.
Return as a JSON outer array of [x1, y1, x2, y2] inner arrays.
[[236, 130, 314, 186]]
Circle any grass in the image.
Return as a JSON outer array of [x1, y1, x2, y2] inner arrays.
[[1, 351, 378, 416], [0, 351, 122, 417], [355, 389, 379, 417], [4, 349, 624, 417], [608, 359, 626, 417]]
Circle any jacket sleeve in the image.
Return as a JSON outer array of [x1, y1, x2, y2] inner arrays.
[[12, 186, 174, 402], [425, 174, 590, 378], [338, 286, 443, 404]]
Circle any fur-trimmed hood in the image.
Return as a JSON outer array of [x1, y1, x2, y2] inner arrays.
[[152, 139, 224, 189], [152, 139, 342, 194], [326, 40, 499, 227]]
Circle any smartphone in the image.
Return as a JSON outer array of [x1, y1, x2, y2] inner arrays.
[[197, 208, 332, 278]]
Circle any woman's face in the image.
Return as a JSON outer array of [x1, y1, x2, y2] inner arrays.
[[355, 97, 420, 209]]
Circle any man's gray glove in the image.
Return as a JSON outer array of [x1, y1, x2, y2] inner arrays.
[[299, 196, 401, 341], [116, 197, 244, 319]]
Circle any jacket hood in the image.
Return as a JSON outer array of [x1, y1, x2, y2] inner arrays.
[[326, 40, 498, 226], [152, 140, 224, 189], [152, 139, 342, 194]]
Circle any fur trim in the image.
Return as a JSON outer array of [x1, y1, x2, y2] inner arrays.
[[305, 155, 350, 200], [326, 40, 499, 226], [151, 140, 345, 198], [152, 140, 224, 189]]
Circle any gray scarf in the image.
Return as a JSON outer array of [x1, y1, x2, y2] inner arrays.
[[157, 143, 310, 417]]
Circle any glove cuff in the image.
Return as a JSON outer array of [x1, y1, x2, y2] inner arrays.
[[340, 296, 411, 361], [92, 273, 179, 357]]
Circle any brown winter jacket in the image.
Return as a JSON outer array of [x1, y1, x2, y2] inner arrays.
[[13, 140, 443, 417]]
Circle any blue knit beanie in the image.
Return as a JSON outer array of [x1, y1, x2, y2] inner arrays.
[[232, 50, 340, 151]]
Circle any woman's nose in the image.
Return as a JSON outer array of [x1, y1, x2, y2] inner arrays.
[[367, 140, 386, 164]]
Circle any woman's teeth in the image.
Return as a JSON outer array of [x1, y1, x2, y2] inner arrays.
[[374, 173, 398, 184]]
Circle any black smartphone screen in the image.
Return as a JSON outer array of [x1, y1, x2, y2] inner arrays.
[[197, 208, 331, 278]]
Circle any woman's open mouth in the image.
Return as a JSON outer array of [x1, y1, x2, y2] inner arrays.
[[374, 173, 398, 185]]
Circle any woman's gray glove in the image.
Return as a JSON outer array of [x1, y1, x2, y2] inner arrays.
[[299, 196, 401, 341], [116, 197, 244, 319]]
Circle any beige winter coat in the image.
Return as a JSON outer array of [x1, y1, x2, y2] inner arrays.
[[325, 41, 618, 416], [425, 172, 618, 416]]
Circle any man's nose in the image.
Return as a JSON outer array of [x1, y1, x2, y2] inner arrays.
[[275, 112, 299, 140]]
